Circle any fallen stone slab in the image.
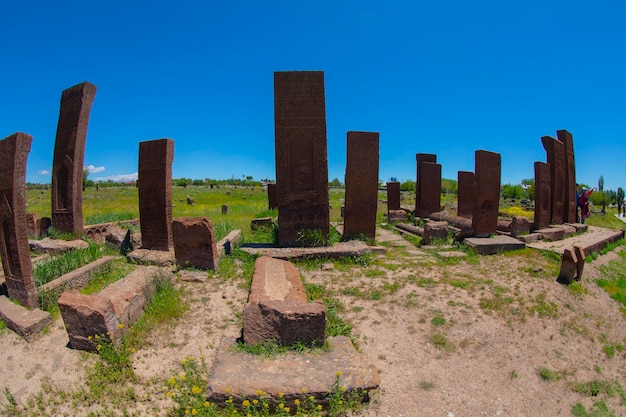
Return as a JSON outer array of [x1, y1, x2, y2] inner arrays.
[[243, 257, 325, 346], [239, 240, 371, 261], [207, 336, 379, 409], [39, 256, 119, 296], [0, 295, 52, 342], [550, 224, 577, 238], [251, 217, 274, 231], [217, 230, 243, 256], [395, 223, 423, 236], [536, 227, 565, 241], [127, 248, 175, 267], [565, 223, 588, 233], [429, 211, 472, 230], [517, 233, 543, 243], [59, 266, 172, 351], [369, 246, 387, 255], [29, 238, 88, 254], [558, 246, 586, 284], [437, 251, 468, 258], [464, 235, 526, 255], [423, 221, 449, 245]]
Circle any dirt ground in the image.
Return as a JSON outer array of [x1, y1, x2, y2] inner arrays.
[[1, 227, 625, 417]]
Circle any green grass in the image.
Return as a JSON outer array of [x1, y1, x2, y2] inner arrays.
[[585, 208, 626, 230], [572, 400, 618, 417], [538, 366, 562, 382], [596, 251, 626, 316], [80, 260, 136, 295]]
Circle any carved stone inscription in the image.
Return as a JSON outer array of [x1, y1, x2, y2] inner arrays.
[[542, 136, 566, 225], [457, 171, 475, 218], [0, 133, 38, 308], [274, 71, 329, 246], [556, 130, 576, 223], [416, 162, 441, 218], [472, 150, 501, 237], [534, 162, 551, 230], [51, 82, 97, 234], [138, 139, 174, 251], [415, 153, 437, 214], [343, 131, 379, 240]]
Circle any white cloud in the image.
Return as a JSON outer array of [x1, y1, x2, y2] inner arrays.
[[38, 170, 50, 175], [85, 165, 106, 174], [94, 173, 138, 183]]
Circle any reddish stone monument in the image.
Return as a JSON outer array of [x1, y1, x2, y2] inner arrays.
[[415, 153, 437, 215], [274, 71, 329, 246], [533, 162, 551, 230], [267, 182, 278, 210], [0, 133, 39, 308], [172, 217, 218, 270], [556, 130, 576, 223], [541, 136, 566, 225], [138, 139, 174, 251], [457, 171, 475, 218], [343, 131, 379, 240], [51, 81, 97, 234], [387, 181, 401, 210], [416, 161, 441, 218], [472, 150, 501, 237]]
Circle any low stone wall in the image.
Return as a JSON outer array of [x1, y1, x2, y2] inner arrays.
[[216, 229, 243, 256], [39, 256, 119, 297], [58, 266, 172, 351]]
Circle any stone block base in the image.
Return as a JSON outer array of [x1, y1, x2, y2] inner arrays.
[[0, 296, 52, 342]]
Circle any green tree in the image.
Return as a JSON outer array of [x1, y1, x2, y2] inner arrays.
[[502, 184, 524, 200], [441, 178, 458, 195], [400, 179, 416, 192], [598, 175, 604, 192], [617, 187, 625, 215], [521, 178, 535, 200], [82, 168, 89, 191], [329, 178, 343, 187]]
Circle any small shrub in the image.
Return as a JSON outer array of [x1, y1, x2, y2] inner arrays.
[[537, 366, 562, 382]]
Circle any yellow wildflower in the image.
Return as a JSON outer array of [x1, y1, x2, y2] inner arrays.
[[192, 386, 202, 395], [279, 403, 284, 409], [309, 396, 315, 401], [336, 371, 343, 377], [117, 323, 124, 330], [204, 401, 210, 407], [301, 387, 307, 393], [294, 399, 300, 405], [242, 400, 250, 407], [191, 409, 197, 416], [252, 399, 259, 405], [88, 336, 92, 340], [317, 404, 323, 411], [180, 359, 187, 366], [284, 407, 290, 413], [247, 414, 252, 417], [278, 392, 284, 398], [184, 410, 189, 415], [168, 377, 176, 385], [255, 389, 263, 396], [165, 392, 171, 398], [340, 386, 346, 392], [96, 345, 101, 351], [225, 388, 231, 394]]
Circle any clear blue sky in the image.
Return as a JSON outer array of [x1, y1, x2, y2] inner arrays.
[[2, 1, 625, 191]]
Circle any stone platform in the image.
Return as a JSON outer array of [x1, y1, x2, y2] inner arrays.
[[527, 226, 624, 255], [207, 336, 379, 408], [0, 296, 52, 342], [239, 240, 370, 260], [464, 235, 526, 255]]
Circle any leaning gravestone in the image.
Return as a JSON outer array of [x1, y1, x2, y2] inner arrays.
[[343, 131, 379, 240], [274, 71, 330, 246], [138, 139, 174, 251], [472, 150, 501, 237], [556, 130, 577, 223], [416, 161, 442, 218], [0, 133, 39, 308], [534, 162, 551, 230], [172, 216, 218, 270], [457, 170, 474, 218], [51, 81, 97, 234], [541, 136, 566, 225], [415, 153, 437, 215]]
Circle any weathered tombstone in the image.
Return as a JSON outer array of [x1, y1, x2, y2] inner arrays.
[[26, 213, 39, 238], [172, 217, 218, 270], [51, 81, 97, 234], [274, 71, 329, 246], [556, 130, 577, 223], [0, 133, 39, 308], [221, 204, 228, 215], [386, 181, 401, 210], [472, 150, 500, 237], [138, 139, 174, 251], [415, 153, 437, 215], [457, 171, 475, 218], [267, 182, 277, 210], [534, 162, 552, 230], [343, 131, 379, 240], [541, 136, 566, 225], [416, 161, 441, 218], [38, 217, 51, 238]]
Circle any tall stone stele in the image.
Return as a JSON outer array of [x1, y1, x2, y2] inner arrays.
[[51, 81, 97, 234], [343, 131, 380, 240], [472, 150, 501, 237], [0, 133, 39, 308], [274, 71, 329, 246], [138, 139, 174, 251]]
